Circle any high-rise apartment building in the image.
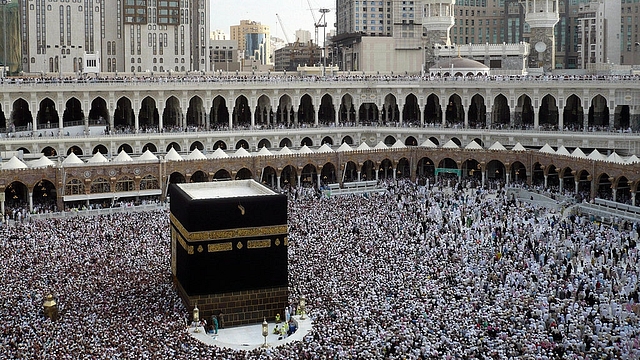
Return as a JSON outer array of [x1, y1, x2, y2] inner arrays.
[[19, 0, 210, 75], [230, 20, 271, 65], [335, 0, 640, 71], [620, 0, 640, 66], [575, 0, 621, 69]]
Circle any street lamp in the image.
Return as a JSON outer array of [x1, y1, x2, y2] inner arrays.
[[261, 317, 269, 347], [192, 303, 200, 332], [299, 295, 306, 320]]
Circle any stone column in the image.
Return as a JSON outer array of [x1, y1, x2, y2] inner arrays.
[[558, 105, 564, 131], [157, 102, 165, 132], [277, 176, 281, 191], [357, 171, 361, 182], [534, 109, 540, 130], [29, 191, 33, 213], [544, 174, 548, 188], [57, 100, 65, 130], [559, 177, 564, 192], [440, 99, 448, 127]]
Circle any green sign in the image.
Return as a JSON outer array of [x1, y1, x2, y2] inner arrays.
[[435, 168, 461, 176]]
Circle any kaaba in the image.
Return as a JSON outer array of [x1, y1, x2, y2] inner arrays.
[[170, 180, 288, 327]]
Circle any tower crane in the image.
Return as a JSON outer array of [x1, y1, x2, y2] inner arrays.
[[275, 13, 291, 45], [306, 0, 329, 46]]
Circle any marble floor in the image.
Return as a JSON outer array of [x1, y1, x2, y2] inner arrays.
[[188, 315, 313, 351]]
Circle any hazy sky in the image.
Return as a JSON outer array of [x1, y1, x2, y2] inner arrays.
[[209, 0, 336, 41]]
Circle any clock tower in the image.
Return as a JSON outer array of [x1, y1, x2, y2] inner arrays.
[[524, 0, 559, 72], [422, 0, 456, 71]]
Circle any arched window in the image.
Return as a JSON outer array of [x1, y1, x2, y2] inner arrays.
[[140, 175, 159, 190], [115, 176, 135, 192], [90, 177, 111, 193], [65, 179, 84, 195]]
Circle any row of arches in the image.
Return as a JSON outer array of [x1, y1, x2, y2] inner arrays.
[[2, 92, 631, 133], [5, 155, 639, 213], [29, 134, 439, 157]]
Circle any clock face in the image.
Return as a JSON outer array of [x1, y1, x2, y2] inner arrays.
[[535, 42, 547, 53]]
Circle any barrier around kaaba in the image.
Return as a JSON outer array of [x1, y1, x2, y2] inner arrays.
[[169, 180, 288, 327]]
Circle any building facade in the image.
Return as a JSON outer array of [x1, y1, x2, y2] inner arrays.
[[19, 0, 210, 75], [0, 78, 638, 215], [575, 0, 621, 69], [230, 20, 271, 66]]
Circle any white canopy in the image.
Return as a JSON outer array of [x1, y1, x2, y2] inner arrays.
[[442, 140, 459, 149], [234, 147, 252, 157], [29, 156, 56, 168], [209, 147, 229, 159], [316, 143, 334, 153], [62, 152, 84, 166], [373, 141, 388, 150], [113, 150, 134, 162], [165, 147, 183, 161], [539, 144, 555, 154], [336, 143, 353, 152], [571, 147, 587, 158], [587, 149, 606, 161], [298, 145, 314, 154], [186, 148, 206, 160], [255, 147, 273, 156], [357, 142, 372, 151], [626, 155, 640, 164], [391, 140, 406, 149], [512, 142, 526, 151], [3, 155, 28, 170], [556, 145, 571, 157], [420, 139, 438, 148], [606, 151, 625, 164], [279, 146, 294, 155], [87, 152, 109, 163], [464, 141, 483, 150], [488, 141, 507, 151], [137, 149, 158, 161]]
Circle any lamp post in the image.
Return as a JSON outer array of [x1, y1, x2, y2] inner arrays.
[[261, 317, 269, 347], [192, 303, 200, 332], [299, 295, 306, 320]]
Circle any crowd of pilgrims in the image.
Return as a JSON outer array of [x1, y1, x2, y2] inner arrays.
[[1, 179, 640, 359]]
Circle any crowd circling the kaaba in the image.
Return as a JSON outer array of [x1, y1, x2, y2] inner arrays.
[[1, 178, 640, 358]]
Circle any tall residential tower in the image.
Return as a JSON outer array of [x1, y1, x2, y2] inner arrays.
[[19, 0, 210, 75]]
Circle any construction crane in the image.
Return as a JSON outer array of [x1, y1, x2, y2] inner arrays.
[[306, 0, 330, 46], [275, 13, 291, 45]]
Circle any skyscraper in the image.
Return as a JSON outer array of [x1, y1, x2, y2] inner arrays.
[[230, 20, 271, 66], [19, 0, 210, 75]]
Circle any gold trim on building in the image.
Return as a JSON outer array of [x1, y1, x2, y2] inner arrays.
[[170, 213, 288, 241], [208, 242, 233, 252], [247, 239, 271, 249]]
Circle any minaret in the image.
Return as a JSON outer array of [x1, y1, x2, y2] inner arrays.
[[422, 0, 456, 70], [524, 0, 559, 72]]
